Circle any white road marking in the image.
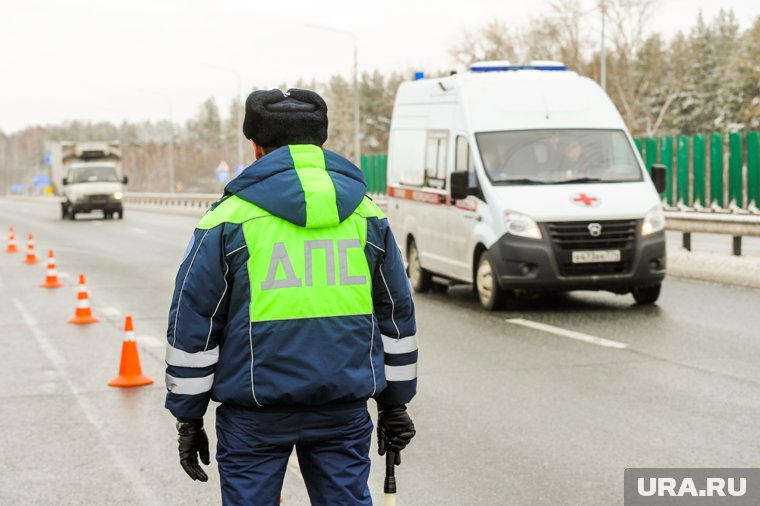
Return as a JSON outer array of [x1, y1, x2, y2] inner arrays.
[[11, 298, 162, 506], [137, 335, 166, 348], [506, 318, 628, 349], [58, 272, 70, 279], [101, 306, 122, 317]]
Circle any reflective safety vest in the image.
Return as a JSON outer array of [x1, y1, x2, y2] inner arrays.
[[165, 145, 417, 420]]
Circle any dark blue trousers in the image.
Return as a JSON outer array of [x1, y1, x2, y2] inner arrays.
[[216, 403, 373, 505]]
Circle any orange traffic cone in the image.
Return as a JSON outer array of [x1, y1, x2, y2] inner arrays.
[[5, 227, 18, 253], [68, 274, 99, 324], [108, 316, 153, 387], [40, 250, 64, 288], [23, 234, 39, 264]]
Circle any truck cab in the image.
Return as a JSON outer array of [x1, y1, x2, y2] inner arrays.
[[386, 61, 667, 309], [52, 141, 128, 220], [62, 162, 127, 219]]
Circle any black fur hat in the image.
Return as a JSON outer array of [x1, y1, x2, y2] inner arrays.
[[242, 88, 328, 148]]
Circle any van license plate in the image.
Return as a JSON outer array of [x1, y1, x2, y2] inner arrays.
[[572, 250, 621, 263]]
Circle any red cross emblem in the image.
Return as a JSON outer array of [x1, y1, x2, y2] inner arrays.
[[571, 193, 600, 207]]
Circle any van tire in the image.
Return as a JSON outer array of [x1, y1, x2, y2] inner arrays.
[[632, 283, 661, 305], [407, 239, 432, 293], [476, 251, 506, 310]]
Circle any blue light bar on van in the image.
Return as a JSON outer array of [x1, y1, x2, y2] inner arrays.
[[414, 71, 425, 80], [469, 60, 568, 72]]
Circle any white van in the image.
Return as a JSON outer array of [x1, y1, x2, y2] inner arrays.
[[386, 61, 667, 309]]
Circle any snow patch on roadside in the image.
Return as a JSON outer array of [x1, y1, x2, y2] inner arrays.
[[667, 250, 760, 289]]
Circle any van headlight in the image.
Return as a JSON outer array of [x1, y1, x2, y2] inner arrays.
[[113, 192, 123, 200], [505, 210, 542, 239], [642, 206, 666, 236]]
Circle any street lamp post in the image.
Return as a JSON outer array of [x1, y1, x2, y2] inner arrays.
[[600, 0, 607, 90], [305, 24, 360, 166], [167, 102, 175, 193]]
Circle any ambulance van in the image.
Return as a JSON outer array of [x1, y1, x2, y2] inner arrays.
[[386, 61, 668, 309]]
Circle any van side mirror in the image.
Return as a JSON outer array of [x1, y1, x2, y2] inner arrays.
[[122, 176, 129, 185], [650, 164, 667, 194], [62, 177, 69, 186], [450, 171, 476, 200]]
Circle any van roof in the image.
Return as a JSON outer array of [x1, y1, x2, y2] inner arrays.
[[394, 69, 626, 133]]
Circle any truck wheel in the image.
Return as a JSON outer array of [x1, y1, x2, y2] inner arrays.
[[117, 210, 124, 219], [104, 212, 112, 220], [69, 210, 76, 221], [476, 251, 506, 310], [632, 284, 661, 305], [407, 239, 432, 293]]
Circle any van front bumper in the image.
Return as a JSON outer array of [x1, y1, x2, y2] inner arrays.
[[488, 226, 666, 292]]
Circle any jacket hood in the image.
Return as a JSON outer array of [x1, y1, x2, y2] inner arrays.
[[224, 145, 367, 228]]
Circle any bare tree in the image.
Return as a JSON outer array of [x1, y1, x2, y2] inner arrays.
[[521, 0, 591, 72], [449, 20, 518, 67]]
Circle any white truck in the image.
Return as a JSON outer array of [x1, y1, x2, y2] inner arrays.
[[386, 61, 668, 309], [50, 141, 128, 220]]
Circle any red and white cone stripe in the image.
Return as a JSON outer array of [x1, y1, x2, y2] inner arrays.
[[41, 250, 64, 288]]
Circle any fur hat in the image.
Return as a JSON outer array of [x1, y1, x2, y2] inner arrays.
[[242, 88, 328, 148]]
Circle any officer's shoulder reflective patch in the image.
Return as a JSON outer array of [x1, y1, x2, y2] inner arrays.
[[181, 233, 196, 263]]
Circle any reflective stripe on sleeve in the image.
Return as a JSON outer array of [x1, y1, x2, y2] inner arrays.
[[381, 334, 418, 354], [165, 373, 214, 395], [384, 363, 417, 382], [165, 345, 219, 368]]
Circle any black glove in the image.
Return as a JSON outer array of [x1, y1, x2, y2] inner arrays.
[[377, 404, 416, 465], [176, 419, 210, 482]]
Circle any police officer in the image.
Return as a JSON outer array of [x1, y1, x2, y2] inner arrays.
[[165, 88, 417, 505]]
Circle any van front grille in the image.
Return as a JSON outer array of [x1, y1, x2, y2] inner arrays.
[[546, 220, 638, 277]]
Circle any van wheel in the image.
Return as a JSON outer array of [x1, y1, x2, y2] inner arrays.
[[61, 203, 69, 219], [476, 251, 506, 310], [632, 283, 661, 305], [407, 240, 432, 293]]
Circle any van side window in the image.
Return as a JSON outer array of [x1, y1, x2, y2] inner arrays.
[[424, 131, 449, 189], [455, 135, 477, 187]]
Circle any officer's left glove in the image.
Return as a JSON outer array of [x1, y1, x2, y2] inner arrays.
[[176, 419, 210, 482], [377, 403, 416, 465]]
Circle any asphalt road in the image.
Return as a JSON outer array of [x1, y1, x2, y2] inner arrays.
[[1, 199, 758, 505]]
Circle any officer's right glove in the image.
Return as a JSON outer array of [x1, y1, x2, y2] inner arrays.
[[377, 403, 416, 465], [176, 419, 210, 482]]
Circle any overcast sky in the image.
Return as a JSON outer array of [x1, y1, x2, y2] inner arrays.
[[1, 0, 758, 133]]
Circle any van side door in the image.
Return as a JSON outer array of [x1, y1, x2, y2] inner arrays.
[[447, 134, 484, 281], [415, 130, 451, 275]]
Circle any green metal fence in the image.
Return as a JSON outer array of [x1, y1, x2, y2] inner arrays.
[[634, 131, 760, 209], [360, 154, 387, 194]]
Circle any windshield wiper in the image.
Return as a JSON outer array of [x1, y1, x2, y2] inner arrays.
[[498, 178, 549, 185], [556, 177, 604, 184]]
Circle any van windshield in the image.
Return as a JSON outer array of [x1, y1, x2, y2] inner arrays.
[[68, 166, 120, 183], [475, 129, 643, 185]]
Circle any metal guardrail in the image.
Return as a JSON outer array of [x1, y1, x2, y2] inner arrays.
[[124, 192, 220, 212], [664, 210, 760, 256], [124, 193, 760, 256]]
